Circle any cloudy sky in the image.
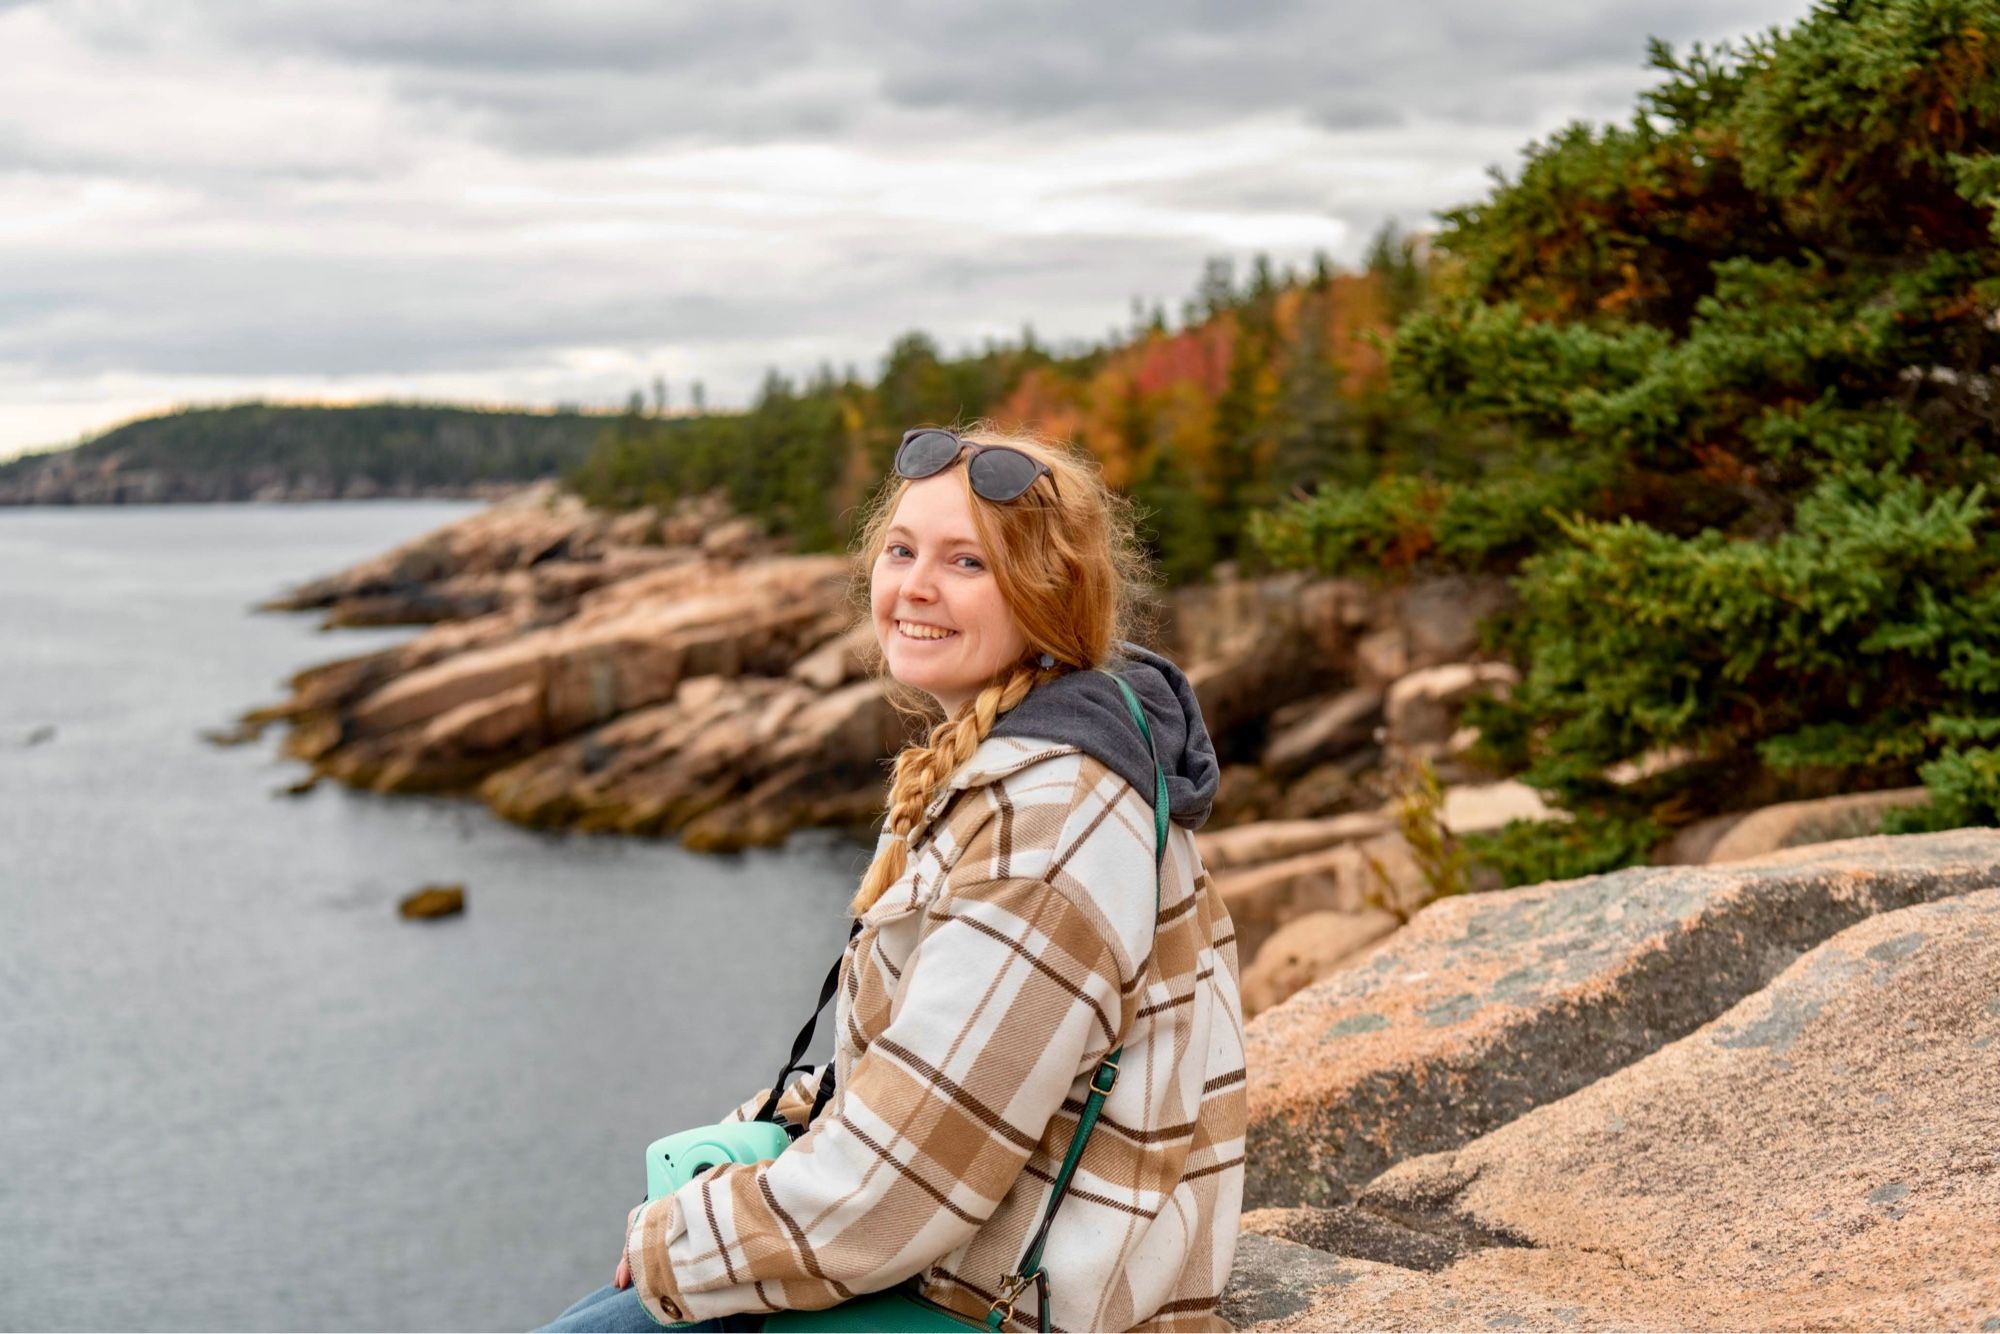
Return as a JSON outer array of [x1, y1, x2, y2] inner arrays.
[[0, 0, 1813, 459]]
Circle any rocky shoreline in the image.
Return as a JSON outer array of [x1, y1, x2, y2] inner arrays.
[[0, 463, 528, 505], [245, 485, 1937, 1014], [243, 485, 1554, 887], [244, 488, 1996, 1329]]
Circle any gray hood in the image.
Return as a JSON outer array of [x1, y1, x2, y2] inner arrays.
[[988, 641, 1220, 830]]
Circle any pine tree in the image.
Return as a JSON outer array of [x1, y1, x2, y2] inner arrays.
[[1256, 0, 2000, 876]]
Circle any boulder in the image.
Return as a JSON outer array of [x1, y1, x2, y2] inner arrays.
[[398, 883, 465, 919], [662, 490, 735, 546], [1160, 572, 1380, 761], [1704, 787, 1931, 863], [262, 482, 606, 615], [1194, 814, 1392, 872], [1186, 624, 1324, 761], [1396, 574, 1514, 665], [1239, 1206, 1468, 1274], [1243, 829, 2000, 1211], [1220, 1234, 1402, 1331], [1650, 811, 1748, 865], [1437, 780, 1560, 837], [605, 506, 662, 547], [325, 558, 850, 786], [318, 573, 513, 627], [1603, 743, 1699, 786], [1222, 1230, 1628, 1331], [1352, 627, 1410, 687], [1382, 662, 1520, 752], [1352, 831, 1431, 920], [1261, 686, 1383, 778], [1274, 760, 1371, 821], [1209, 764, 1285, 828], [700, 516, 764, 562], [477, 676, 778, 833], [1216, 845, 1372, 964], [1241, 908, 1402, 1019], [789, 622, 877, 692], [1290, 578, 1376, 664], [1321, 889, 2000, 1331], [480, 676, 902, 849], [1162, 571, 1317, 669]]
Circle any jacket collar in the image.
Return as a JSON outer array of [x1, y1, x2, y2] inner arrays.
[[908, 735, 1081, 844]]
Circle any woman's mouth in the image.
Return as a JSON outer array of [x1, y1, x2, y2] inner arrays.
[[897, 620, 959, 641]]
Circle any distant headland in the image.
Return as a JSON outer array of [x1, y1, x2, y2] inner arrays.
[[0, 401, 606, 505]]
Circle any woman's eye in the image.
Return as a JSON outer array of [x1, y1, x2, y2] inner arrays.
[[887, 543, 912, 558], [955, 556, 984, 571]]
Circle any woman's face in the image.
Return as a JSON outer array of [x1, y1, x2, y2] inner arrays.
[[870, 472, 1030, 717]]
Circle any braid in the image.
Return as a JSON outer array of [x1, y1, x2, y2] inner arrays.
[[849, 660, 1051, 915]]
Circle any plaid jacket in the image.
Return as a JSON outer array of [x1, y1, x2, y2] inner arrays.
[[625, 734, 1247, 1331]]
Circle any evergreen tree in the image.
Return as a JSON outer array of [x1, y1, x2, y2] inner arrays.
[[1255, 0, 2000, 876]]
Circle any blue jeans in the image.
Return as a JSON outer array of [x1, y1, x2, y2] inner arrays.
[[534, 1282, 756, 1332]]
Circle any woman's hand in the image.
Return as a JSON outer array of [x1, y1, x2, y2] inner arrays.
[[613, 1203, 642, 1290]]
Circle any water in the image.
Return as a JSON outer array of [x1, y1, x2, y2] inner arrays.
[[0, 503, 864, 1331]]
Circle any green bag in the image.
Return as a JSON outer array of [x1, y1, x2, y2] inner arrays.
[[754, 672, 1170, 1333], [759, 1277, 1003, 1331]]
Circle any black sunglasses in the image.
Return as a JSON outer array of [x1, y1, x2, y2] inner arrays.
[[894, 428, 1055, 502]]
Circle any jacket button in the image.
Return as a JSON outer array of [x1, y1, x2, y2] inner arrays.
[[657, 1297, 681, 1320]]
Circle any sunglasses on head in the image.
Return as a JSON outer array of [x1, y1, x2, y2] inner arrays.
[[894, 428, 1055, 503]]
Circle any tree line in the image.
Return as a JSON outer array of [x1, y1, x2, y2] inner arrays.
[[569, 229, 1435, 583]]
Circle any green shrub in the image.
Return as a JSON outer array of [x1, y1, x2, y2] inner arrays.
[[1255, 0, 2000, 873], [1463, 810, 1666, 889]]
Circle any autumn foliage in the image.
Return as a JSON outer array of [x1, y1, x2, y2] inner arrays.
[[569, 244, 1430, 583]]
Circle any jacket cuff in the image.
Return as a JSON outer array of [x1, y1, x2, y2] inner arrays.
[[625, 1194, 692, 1326]]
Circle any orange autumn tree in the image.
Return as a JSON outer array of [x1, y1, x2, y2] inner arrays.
[[985, 250, 1431, 580], [573, 235, 1439, 584]]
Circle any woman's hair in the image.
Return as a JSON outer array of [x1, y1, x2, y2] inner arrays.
[[847, 419, 1157, 915]]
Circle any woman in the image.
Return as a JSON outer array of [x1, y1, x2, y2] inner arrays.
[[547, 423, 1243, 1332]]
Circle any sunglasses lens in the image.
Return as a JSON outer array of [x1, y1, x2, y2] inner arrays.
[[968, 448, 1042, 501], [896, 430, 962, 479]]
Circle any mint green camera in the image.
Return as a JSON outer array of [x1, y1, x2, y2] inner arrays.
[[645, 1121, 792, 1200]]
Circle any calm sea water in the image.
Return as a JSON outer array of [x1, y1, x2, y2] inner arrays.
[[0, 503, 863, 1331]]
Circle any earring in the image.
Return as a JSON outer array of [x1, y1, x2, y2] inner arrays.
[[1038, 653, 1056, 668]]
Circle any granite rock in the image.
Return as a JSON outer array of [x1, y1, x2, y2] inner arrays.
[[1383, 662, 1520, 752], [1331, 888, 2000, 1330], [1704, 788, 1931, 863], [1244, 829, 2000, 1211], [1241, 908, 1403, 1019]]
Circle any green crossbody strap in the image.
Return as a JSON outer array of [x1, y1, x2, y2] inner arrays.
[[985, 671, 1169, 1331]]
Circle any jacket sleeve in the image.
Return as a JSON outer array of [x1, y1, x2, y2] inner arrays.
[[624, 871, 1128, 1325], [721, 1066, 827, 1128]]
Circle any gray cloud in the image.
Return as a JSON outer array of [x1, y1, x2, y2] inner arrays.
[[0, 249, 780, 377], [77, 0, 1803, 157], [0, 0, 1815, 455], [0, 224, 1215, 380]]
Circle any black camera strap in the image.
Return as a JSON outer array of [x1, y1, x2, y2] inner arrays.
[[753, 919, 861, 1130]]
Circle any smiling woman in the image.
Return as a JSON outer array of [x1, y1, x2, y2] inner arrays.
[[870, 469, 1033, 716], [541, 422, 1243, 1332], [847, 423, 1141, 914]]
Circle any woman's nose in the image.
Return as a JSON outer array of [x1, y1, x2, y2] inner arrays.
[[902, 557, 941, 599]]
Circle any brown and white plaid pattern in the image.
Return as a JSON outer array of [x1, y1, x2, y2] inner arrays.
[[626, 735, 1246, 1332]]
